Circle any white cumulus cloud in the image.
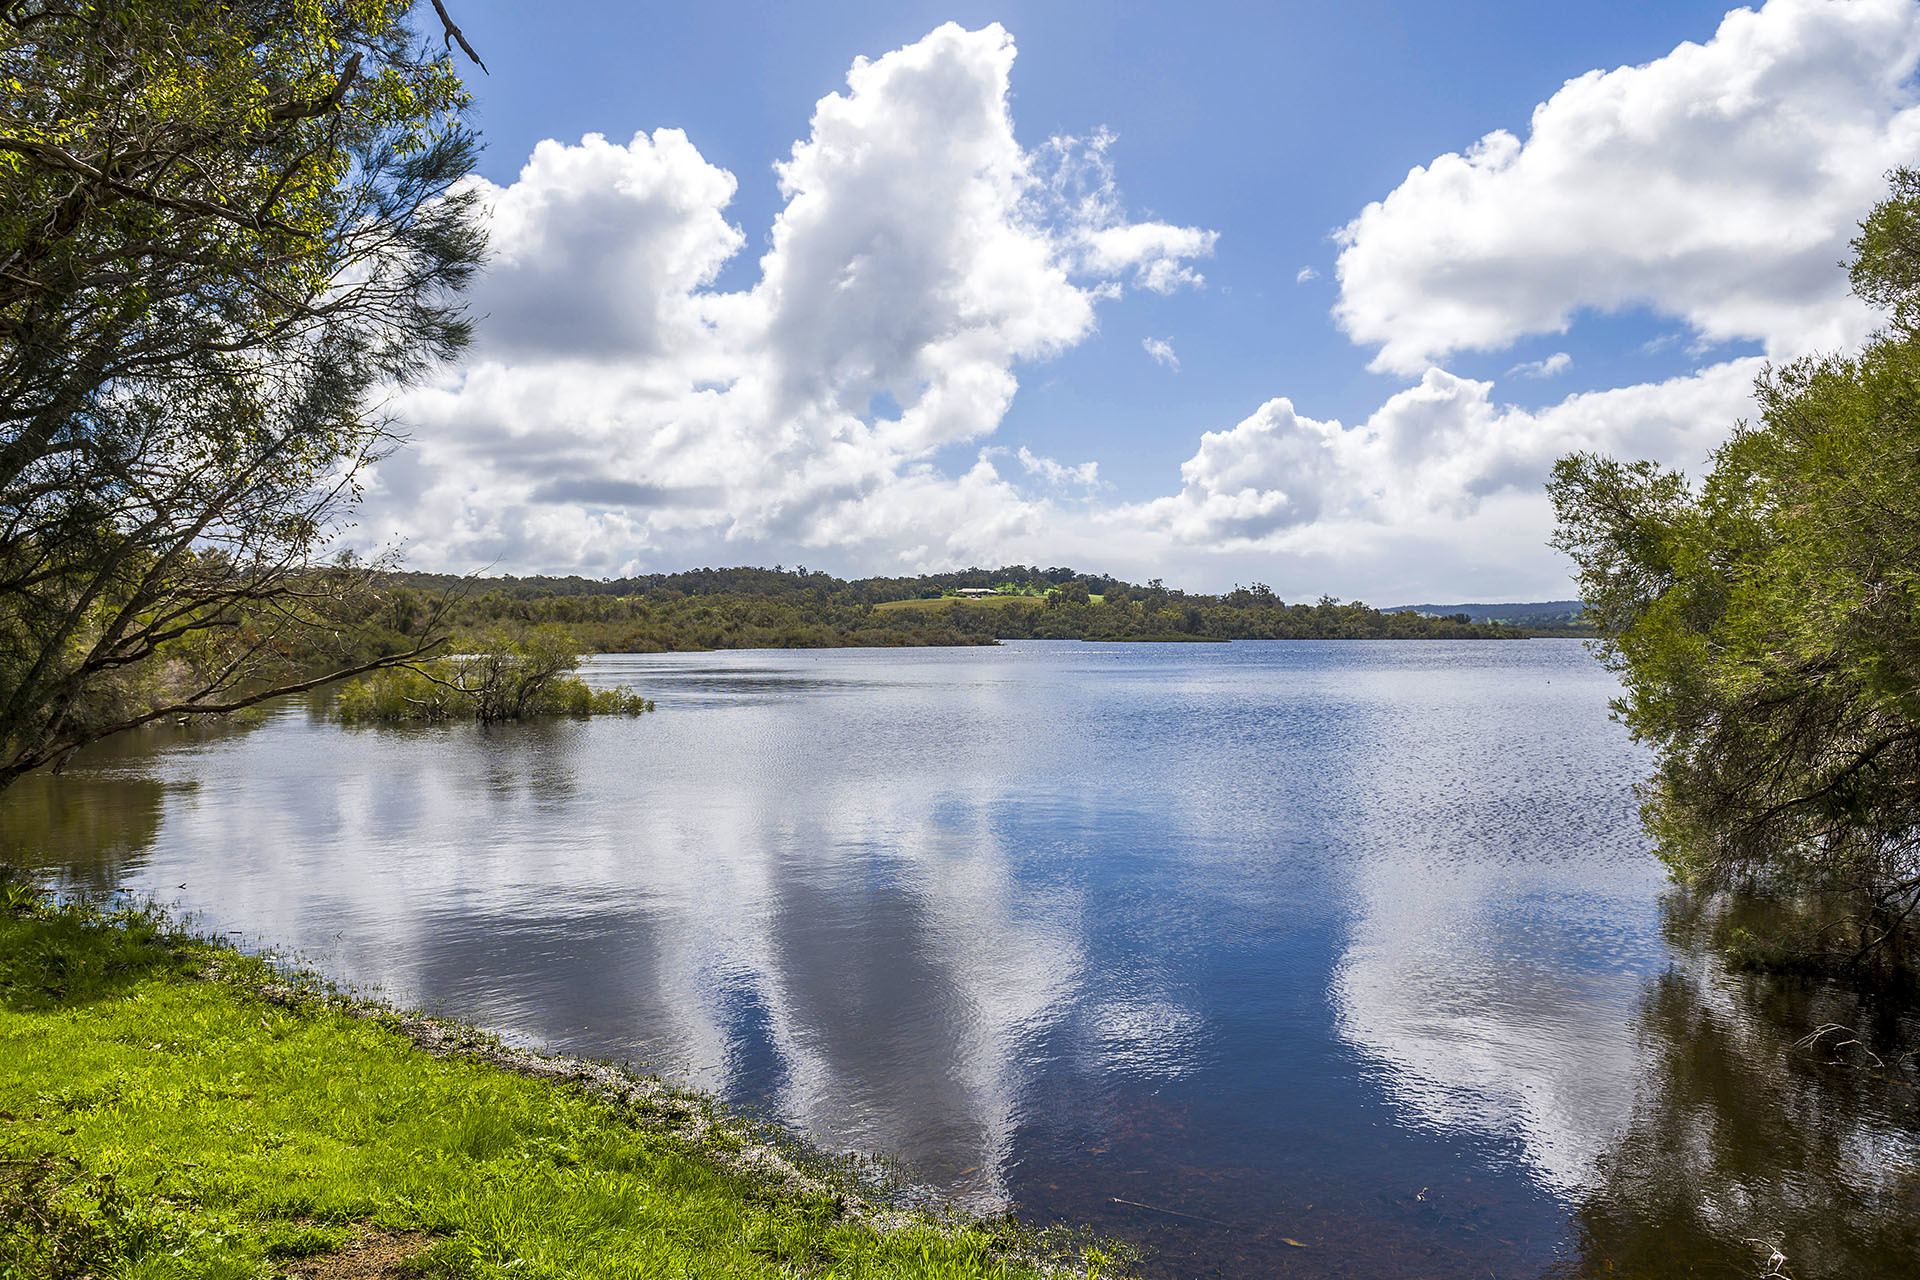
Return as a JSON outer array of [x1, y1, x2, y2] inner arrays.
[[1135, 360, 1761, 546], [470, 129, 744, 365], [1034, 129, 1219, 294], [361, 24, 1215, 576], [1015, 446, 1101, 489], [360, 4, 1917, 603], [1334, 0, 1920, 374]]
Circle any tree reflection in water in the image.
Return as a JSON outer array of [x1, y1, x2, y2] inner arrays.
[[1560, 903, 1920, 1279], [0, 739, 179, 889], [0, 705, 281, 888]]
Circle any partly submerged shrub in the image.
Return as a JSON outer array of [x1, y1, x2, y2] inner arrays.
[[336, 630, 652, 724], [336, 666, 465, 723], [544, 677, 652, 717]]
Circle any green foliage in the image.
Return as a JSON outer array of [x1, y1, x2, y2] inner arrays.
[[337, 629, 653, 724], [1850, 166, 1920, 329], [0, 907, 1126, 1280], [0, 861, 43, 914], [0, 1149, 167, 1280], [335, 665, 465, 723], [0, 2, 484, 791], [548, 679, 654, 718], [0, 899, 185, 1011], [1549, 169, 1920, 974]]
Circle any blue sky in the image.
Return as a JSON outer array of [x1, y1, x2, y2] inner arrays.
[[454, 0, 1741, 441], [364, 0, 1919, 598]]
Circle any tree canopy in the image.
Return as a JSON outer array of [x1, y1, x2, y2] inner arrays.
[[1550, 169, 1920, 973], [0, 0, 485, 788]]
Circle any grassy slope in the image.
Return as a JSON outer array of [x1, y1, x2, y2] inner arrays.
[[0, 905, 1117, 1280]]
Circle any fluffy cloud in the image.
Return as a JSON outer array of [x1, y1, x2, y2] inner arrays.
[[1123, 0, 1918, 586], [1138, 359, 1762, 546], [470, 130, 743, 365], [1141, 336, 1180, 370], [361, 24, 1213, 575], [1334, 0, 1920, 373], [1079, 223, 1216, 293], [1032, 129, 1219, 294]]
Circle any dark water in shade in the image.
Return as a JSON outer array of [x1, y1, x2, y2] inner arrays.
[[5, 640, 1918, 1279]]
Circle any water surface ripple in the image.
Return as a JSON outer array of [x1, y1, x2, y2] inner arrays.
[[7, 640, 1917, 1278]]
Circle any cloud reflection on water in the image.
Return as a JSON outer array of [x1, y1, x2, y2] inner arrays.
[[1325, 656, 1666, 1196], [7, 659, 1112, 1207]]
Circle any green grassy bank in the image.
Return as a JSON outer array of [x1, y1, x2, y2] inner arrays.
[[0, 900, 1125, 1280]]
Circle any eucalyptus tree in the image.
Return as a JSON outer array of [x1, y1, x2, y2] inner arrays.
[[0, 0, 487, 788], [1550, 170, 1920, 972]]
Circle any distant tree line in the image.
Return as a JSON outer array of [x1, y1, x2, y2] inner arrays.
[[311, 567, 1512, 661]]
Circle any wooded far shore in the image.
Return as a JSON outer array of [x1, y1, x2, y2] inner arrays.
[[332, 564, 1583, 661]]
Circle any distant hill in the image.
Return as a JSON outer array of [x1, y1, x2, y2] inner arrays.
[[1389, 600, 1590, 629], [357, 566, 1515, 650]]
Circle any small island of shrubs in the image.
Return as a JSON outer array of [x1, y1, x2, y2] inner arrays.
[[336, 629, 653, 724]]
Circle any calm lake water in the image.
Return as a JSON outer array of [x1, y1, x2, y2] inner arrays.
[[6, 640, 1918, 1278]]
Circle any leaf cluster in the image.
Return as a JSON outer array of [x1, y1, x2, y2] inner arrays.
[[1549, 169, 1920, 971]]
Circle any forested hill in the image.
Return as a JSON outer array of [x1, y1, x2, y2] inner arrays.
[[355, 565, 1522, 654]]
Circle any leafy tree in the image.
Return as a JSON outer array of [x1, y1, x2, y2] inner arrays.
[[0, 1, 486, 788], [1549, 170, 1920, 972], [1048, 581, 1091, 606]]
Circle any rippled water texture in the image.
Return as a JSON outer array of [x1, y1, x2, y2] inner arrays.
[[6, 641, 1917, 1278]]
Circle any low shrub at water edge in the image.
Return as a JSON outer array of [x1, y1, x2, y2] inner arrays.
[[337, 666, 654, 723], [547, 675, 654, 717], [336, 664, 463, 721], [335, 628, 654, 723]]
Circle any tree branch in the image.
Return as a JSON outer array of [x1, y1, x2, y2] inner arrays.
[[428, 1, 488, 74], [265, 52, 363, 123]]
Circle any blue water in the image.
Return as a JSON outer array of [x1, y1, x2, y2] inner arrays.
[[9, 640, 1917, 1278]]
